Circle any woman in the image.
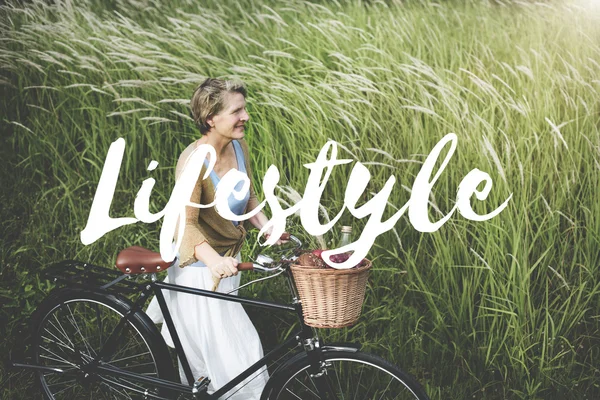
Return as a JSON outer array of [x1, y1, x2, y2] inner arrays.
[[147, 78, 281, 399]]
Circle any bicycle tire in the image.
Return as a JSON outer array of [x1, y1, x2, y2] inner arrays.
[[267, 350, 430, 400], [30, 288, 177, 399]]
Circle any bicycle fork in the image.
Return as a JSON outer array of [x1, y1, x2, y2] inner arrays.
[[303, 337, 339, 400], [293, 294, 339, 400]]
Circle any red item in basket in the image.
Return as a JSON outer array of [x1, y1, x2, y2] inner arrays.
[[311, 249, 324, 258], [311, 249, 367, 269], [297, 252, 326, 268]]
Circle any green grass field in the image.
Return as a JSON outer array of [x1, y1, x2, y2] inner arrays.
[[1, 0, 600, 398]]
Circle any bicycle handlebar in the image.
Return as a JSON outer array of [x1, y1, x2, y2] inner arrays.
[[237, 232, 301, 272], [264, 232, 291, 242], [237, 262, 254, 271]]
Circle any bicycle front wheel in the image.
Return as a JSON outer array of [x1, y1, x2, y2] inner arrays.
[[270, 350, 429, 400], [31, 288, 176, 399]]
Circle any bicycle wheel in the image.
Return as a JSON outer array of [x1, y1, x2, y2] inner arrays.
[[268, 350, 429, 400], [31, 288, 177, 399]]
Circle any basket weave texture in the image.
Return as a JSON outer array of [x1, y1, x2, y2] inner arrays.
[[290, 260, 372, 328]]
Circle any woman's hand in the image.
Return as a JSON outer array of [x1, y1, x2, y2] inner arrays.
[[264, 231, 290, 246], [249, 211, 289, 245], [207, 256, 239, 279]]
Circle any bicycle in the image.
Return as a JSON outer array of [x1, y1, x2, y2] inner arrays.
[[13, 233, 430, 399]]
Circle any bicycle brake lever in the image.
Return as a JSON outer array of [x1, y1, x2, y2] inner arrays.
[[247, 254, 280, 272], [255, 254, 274, 265]]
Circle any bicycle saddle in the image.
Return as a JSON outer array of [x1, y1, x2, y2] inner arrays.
[[115, 246, 173, 274]]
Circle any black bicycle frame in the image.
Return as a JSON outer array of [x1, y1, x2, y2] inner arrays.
[[12, 260, 345, 399], [93, 265, 336, 399]]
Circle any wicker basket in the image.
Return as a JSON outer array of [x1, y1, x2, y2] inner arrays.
[[290, 260, 372, 328]]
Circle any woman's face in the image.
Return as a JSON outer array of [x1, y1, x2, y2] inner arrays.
[[208, 92, 249, 139]]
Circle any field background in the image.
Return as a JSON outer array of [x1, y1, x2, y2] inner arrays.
[[2, 0, 600, 398]]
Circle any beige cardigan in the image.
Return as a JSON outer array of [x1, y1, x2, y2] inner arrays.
[[177, 139, 258, 268]]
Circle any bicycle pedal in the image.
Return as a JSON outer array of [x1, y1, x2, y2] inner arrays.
[[192, 376, 211, 394]]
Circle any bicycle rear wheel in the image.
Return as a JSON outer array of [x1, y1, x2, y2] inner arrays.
[[269, 350, 429, 400], [31, 288, 177, 399]]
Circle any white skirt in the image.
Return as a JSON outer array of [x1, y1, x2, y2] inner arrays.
[[145, 254, 268, 399]]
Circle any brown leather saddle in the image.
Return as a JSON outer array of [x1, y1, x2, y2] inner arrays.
[[115, 246, 173, 274]]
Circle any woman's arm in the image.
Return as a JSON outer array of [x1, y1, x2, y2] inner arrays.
[[247, 200, 269, 230], [240, 139, 268, 232], [247, 197, 288, 245], [194, 241, 238, 278], [176, 146, 238, 276], [240, 139, 287, 244], [175, 145, 209, 267]]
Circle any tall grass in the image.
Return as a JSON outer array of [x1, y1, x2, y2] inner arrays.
[[1, 0, 600, 398]]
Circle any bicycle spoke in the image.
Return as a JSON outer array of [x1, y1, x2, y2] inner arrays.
[[95, 380, 112, 400], [377, 376, 394, 400], [292, 375, 321, 398], [40, 347, 79, 368], [94, 303, 104, 349], [50, 315, 75, 349], [117, 385, 135, 400], [138, 371, 160, 376], [69, 384, 85, 400], [352, 363, 365, 400], [43, 328, 75, 352], [224, 345, 304, 400], [43, 372, 79, 393], [305, 370, 321, 397], [108, 350, 151, 364], [331, 363, 345, 400], [66, 304, 97, 357], [122, 376, 156, 392], [100, 376, 163, 400], [362, 369, 376, 396], [41, 336, 79, 364], [100, 380, 133, 400], [35, 296, 164, 400], [285, 388, 304, 400], [42, 365, 77, 371], [275, 355, 427, 400], [102, 378, 135, 399], [46, 378, 77, 387], [74, 304, 100, 358], [39, 353, 71, 367], [115, 360, 158, 370], [391, 391, 403, 400], [108, 374, 157, 394], [108, 335, 142, 363], [52, 380, 78, 397]]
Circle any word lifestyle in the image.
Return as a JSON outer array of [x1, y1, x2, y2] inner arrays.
[[81, 133, 512, 269]]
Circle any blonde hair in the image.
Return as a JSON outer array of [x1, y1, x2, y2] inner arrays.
[[190, 78, 247, 134]]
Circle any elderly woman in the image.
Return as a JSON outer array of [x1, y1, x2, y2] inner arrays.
[[147, 78, 279, 399]]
